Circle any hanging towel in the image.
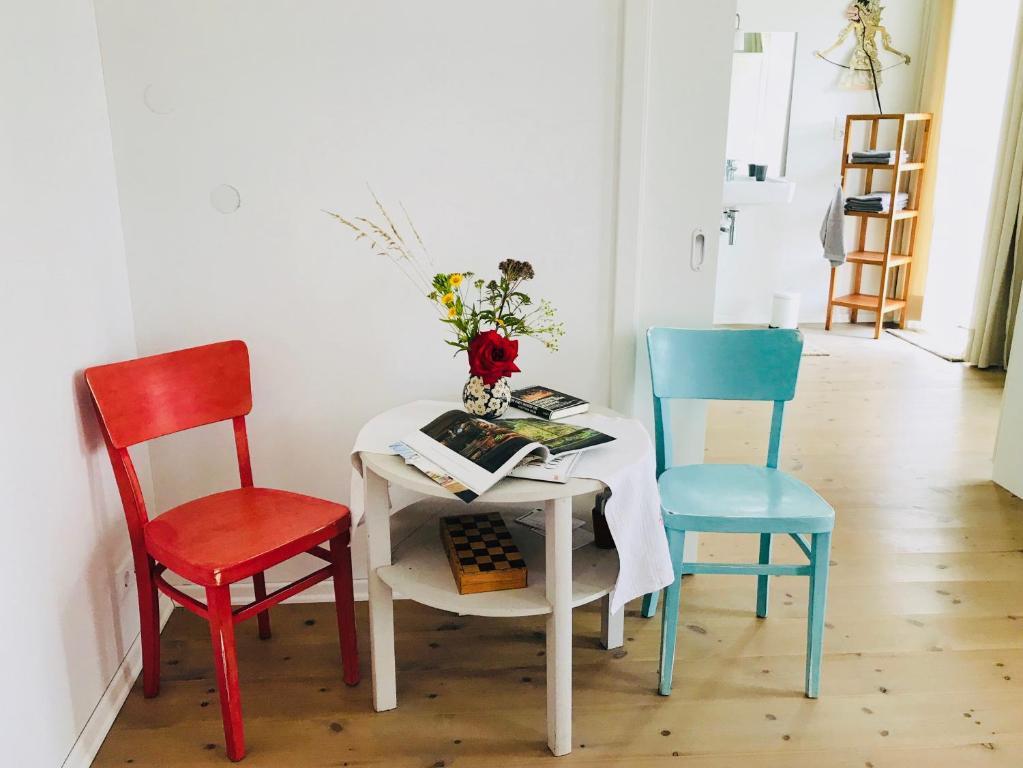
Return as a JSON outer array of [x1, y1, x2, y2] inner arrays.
[[821, 185, 846, 267]]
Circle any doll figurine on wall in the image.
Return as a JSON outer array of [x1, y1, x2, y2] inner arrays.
[[815, 0, 911, 92]]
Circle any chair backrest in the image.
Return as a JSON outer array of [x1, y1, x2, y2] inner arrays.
[[646, 327, 804, 474], [85, 340, 252, 448], [84, 341, 254, 547]]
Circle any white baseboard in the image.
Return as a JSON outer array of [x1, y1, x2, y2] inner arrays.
[[61, 596, 176, 768], [174, 578, 370, 605], [60, 578, 370, 768]]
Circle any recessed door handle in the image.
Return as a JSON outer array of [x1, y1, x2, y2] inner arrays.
[[690, 228, 706, 272]]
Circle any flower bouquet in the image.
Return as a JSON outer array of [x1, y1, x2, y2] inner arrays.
[[326, 194, 563, 417]]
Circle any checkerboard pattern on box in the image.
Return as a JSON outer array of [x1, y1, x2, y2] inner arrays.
[[439, 512, 527, 594]]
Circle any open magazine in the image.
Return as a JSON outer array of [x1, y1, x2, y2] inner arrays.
[[392, 410, 614, 502]]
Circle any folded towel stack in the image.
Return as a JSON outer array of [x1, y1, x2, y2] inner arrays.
[[847, 149, 910, 165], [844, 191, 910, 214]]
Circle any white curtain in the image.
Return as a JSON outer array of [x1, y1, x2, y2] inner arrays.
[[905, 0, 954, 321], [967, 8, 1023, 368]]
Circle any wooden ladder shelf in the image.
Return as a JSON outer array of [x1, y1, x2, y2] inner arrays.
[[825, 112, 932, 339]]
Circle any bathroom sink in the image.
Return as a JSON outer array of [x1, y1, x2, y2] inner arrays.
[[722, 176, 796, 208]]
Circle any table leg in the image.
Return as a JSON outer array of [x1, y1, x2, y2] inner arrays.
[[600, 594, 624, 650], [365, 467, 396, 712], [545, 496, 572, 756]]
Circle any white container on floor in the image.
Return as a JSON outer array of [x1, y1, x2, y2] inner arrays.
[[770, 291, 800, 329]]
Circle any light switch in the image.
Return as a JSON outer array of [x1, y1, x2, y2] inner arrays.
[[833, 115, 846, 141]]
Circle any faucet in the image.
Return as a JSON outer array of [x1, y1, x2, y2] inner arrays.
[[721, 208, 737, 245], [725, 159, 738, 181]]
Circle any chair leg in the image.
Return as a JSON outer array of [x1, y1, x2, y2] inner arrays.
[[658, 529, 686, 696], [252, 571, 272, 640], [137, 561, 161, 698], [206, 585, 245, 761], [641, 590, 659, 618], [330, 530, 361, 686], [805, 532, 832, 699], [756, 533, 772, 619]]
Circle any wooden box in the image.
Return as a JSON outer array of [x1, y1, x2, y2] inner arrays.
[[439, 512, 527, 594]]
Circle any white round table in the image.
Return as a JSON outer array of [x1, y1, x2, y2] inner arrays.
[[359, 413, 627, 757]]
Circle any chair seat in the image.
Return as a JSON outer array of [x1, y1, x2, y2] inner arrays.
[[145, 487, 350, 586], [658, 464, 834, 534]]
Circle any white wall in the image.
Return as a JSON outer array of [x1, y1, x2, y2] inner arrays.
[[715, 0, 928, 324], [0, 3, 152, 765], [93, 0, 625, 585]]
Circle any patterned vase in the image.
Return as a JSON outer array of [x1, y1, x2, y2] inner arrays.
[[462, 375, 512, 418]]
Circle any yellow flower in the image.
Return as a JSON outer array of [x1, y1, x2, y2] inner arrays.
[[441, 292, 455, 305], [448, 306, 458, 318], [449, 273, 464, 288], [496, 318, 505, 326]]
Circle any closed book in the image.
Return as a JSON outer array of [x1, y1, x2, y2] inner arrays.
[[510, 385, 589, 420]]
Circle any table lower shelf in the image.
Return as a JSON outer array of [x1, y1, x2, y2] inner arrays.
[[376, 501, 620, 618]]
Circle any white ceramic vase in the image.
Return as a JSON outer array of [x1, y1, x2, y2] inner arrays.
[[461, 375, 511, 418]]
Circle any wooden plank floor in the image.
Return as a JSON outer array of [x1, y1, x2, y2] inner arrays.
[[93, 325, 1023, 767]]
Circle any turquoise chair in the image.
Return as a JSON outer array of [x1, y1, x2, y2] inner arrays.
[[641, 327, 834, 698]]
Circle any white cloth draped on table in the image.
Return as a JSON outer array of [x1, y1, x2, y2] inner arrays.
[[350, 400, 674, 614]]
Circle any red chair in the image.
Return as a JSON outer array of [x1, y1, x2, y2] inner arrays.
[[86, 340, 359, 761]]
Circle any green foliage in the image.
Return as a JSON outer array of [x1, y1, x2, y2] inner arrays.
[[432, 265, 564, 352]]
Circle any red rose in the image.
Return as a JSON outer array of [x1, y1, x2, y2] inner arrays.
[[467, 330, 520, 385]]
